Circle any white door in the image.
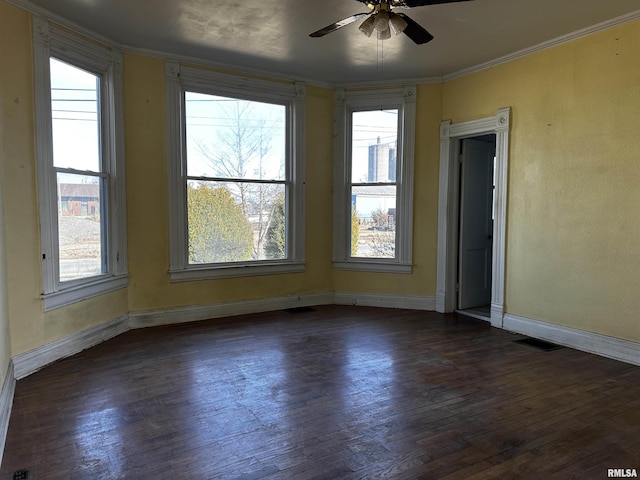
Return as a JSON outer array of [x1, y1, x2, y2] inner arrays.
[[458, 137, 495, 310]]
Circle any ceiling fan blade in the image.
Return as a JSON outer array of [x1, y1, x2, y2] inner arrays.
[[395, 13, 434, 44], [309, 12, 371, 37], [401, 0, 473, 7]]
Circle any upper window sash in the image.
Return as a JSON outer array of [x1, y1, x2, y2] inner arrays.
[[333, 87, 416, 273], [165, 61, 306, 281], [32, 18, 128, 310]]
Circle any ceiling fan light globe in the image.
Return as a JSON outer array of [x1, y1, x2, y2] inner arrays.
[[359, 16, 376, 37], [377, 26, 392, 40], [389, 13, 408, 35], [373, 10, 389, 32]]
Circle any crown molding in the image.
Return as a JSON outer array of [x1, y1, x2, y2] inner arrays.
[[5, 0, 120, 49], [444, 9, 640, 82], [335, 74, 442, 89], [122, 45, 335, 89]]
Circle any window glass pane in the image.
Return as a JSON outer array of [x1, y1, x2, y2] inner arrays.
[[50, 58, 101, 172], [57, 173, 105, 281], [351, 185, 396, 258], [187, 181, 286, 264], [351, 109, 398, 184], [185, 92, 286, 181]]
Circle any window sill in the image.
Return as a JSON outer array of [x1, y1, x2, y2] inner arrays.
[[42, 274, 129, 312], [169, 261, 305, 282], [333, 260, 412, 274]]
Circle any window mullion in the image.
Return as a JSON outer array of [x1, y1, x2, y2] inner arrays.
[[186, 176, 286, 185]]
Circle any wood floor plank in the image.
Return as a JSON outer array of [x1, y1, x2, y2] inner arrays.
[[1, 305, 639, 479]]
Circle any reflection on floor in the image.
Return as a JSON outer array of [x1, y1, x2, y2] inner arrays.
[[456, 304, 491, 322]]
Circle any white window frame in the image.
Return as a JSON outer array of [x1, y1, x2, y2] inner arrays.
[[166, 61, 306, 281], [33, 18, 128, 311], [333, 86, 416, 273]]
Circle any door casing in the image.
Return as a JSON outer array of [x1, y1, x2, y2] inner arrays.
[[436, 108, 511, 328]]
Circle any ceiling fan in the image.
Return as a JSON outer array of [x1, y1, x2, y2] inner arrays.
[[309, 0, 473, 44]]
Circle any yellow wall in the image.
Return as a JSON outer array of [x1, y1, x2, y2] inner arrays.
[[443, 20, 640, 341], [1, 0, 639, 367], [0, 3, 14, 383]]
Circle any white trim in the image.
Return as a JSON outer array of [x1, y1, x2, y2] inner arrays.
[[165, 60, 186, 275], [436, 108, 511, 330], [170, 262, 305, 282], [334, 292, 436, 311], [32, 16, 57, 294], [332, 261, 412, 274], [504, 314, 640, 367], [42, 275, 128, 311], [12, 315, 129, 379], [0, 362, 16, 468], [128, 293, 334, 329]]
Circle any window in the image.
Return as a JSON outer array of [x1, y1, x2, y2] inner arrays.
[[33, 19, 127, 310], [166, 62, 305, 280], [333, 87, 416, 273]]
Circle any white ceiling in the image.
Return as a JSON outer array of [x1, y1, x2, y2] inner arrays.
[[17, 0, 640, 85]]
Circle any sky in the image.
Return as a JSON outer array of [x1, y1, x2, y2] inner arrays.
[[184, 92, 286, 181], [351, 109, 398, 183], [50, 57, 101, 175]]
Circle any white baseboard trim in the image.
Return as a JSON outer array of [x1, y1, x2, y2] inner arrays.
[[0, 361, 15, 468], [12, 314, 129, 380], [128, 292, 335, 329], [435, 293, 446, 313], [334, 291, 436, 311], [503, 313, 640, 367], [490, 303, 504, 328]]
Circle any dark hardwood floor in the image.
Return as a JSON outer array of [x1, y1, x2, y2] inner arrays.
[[1, 305, 639, 479]]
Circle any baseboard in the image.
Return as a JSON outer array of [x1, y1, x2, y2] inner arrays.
[[334, 291, 436, 311], [128, 292, 335, 329], [0, 361, 15, 468], [12, 314, 129, 380], [490, 303, 504, 328], [435, 293, 446, 313], [503, 313, 640, 367]]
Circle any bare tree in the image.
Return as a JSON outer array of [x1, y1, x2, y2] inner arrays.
[[195, 100, 283, 259]]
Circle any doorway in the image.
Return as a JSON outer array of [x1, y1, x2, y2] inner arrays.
[[435, 108, 511, 328], [456, 135, 496, 321]]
